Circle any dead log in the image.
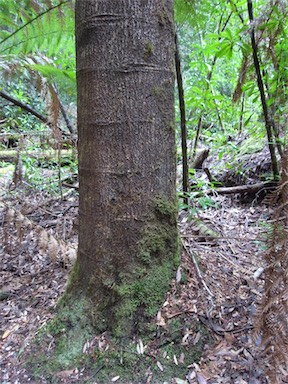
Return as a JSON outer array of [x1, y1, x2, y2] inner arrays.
[[0, 149, 72, 165], [197, 181, 277, 197]]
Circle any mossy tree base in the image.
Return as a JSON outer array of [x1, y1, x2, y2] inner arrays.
[[61, 195, 180, 338], [27, 303, 211, 383]]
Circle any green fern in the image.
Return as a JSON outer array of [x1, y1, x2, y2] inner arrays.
[[0, 0, 74, 55], [0, 0, 75, 90], [0, 0, 76, 133]]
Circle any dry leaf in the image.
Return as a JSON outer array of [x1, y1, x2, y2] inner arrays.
[[55, 370, 75, 378], [156, 310, 166, 327], [2, 329, 12, 339], [136, 339, 144, 355], [156, 361, 163, 371], [82, 341, 90, 353], [173, 354, 178, 365], [48, 235, 59, 263], [39, 230, 49, 254], [196, 372, 207, 384], [179, 352, 185, 364], [5, 208, 14, 224], [175, 379, 188, 384], [193, 331, 201, 345], [2, 325, 17, 339], [176, 266, 182, 283]]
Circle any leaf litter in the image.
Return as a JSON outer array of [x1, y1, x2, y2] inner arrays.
[[0, 179, 285, 383]]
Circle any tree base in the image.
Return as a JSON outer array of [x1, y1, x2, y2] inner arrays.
[[24, 297, 211, 383]]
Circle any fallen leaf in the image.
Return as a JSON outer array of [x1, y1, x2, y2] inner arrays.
[[196, 372, 207, 384], [136, 339, 144, 355], [2, 329, 12, 339], [156, 310, 166, 327], [2, 325, 18, 339], [55, 369, 75, 378], [173, 354, 178, 365], [156, 361, 163, 371], [179, 352, 185, 364], [176, 266, 182, 283], [175, 379, 188, 384]]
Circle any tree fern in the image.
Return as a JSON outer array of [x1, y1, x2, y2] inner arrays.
[[0, 1, 75, 88], [0, 0, 74, 57], [0, 0, 76, 133]]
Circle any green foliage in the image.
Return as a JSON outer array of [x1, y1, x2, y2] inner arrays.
[[0, 0, 75, 87], [0, 0, 74, 57], [0, 0, 76, 137], [174, 0, 288, 204], [175, 0, 287, 154]]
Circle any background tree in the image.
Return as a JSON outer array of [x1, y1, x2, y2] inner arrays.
[[62, 0, 179, 336]]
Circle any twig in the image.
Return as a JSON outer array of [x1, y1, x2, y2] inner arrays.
[[181, 234, 266, 242], [182, 240, 214, 297]]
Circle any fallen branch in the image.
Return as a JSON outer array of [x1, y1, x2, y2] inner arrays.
[[0, 90, 48, 124], [195, 181, 277, 197], [0, 89, 74, 136], [0, 149, 72, 164]]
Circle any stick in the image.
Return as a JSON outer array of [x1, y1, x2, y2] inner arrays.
[[182, 240, 214, 297]]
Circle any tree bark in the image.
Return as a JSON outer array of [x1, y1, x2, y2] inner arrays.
[[67, 0, 178, 336]]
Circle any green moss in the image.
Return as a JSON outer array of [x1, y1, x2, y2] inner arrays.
[[28, 294, 93, 381], [169, 120, 176, 132], [111, 195, 179, 336], [63, 258, 80, 293], [144, 41, 153, 58], [153, 85, 161, 98], [154, 195, 178, 223]]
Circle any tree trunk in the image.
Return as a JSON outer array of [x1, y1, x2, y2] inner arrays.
[[247, 0, 279, 179], [66, 0, 178, 336]]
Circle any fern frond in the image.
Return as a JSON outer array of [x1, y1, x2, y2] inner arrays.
[[2, 202, 76, 264], [0, 1, 76, 130], [0, 0, 74, 56]]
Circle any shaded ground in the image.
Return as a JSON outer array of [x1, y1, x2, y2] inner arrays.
[[0, 170, 285, 383]]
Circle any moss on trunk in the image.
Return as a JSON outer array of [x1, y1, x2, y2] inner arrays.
[[57, 196, 179, 337]]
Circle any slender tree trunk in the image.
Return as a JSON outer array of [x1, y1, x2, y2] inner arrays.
[[67, 0, 178, 336], [175, 32, 188, 207], [239, 92, 245, 133], [247, 0, 279, 179]]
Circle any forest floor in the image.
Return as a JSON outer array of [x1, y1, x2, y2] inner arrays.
[[0, 165, 286, 383]]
